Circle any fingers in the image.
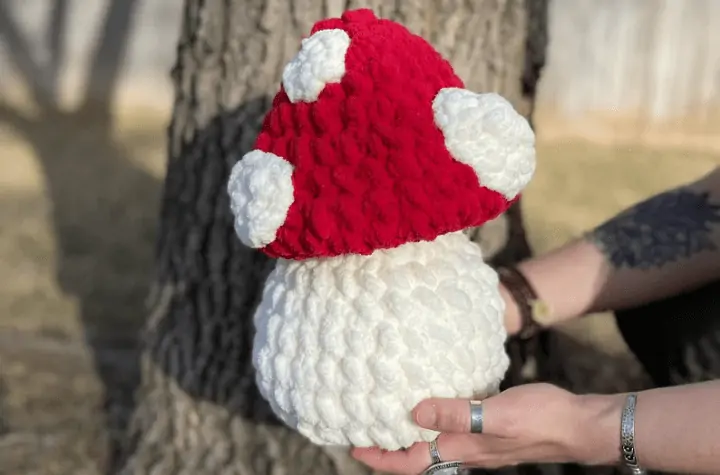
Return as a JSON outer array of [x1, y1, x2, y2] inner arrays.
[[351, 443, 428, 475], [351, 434, 477, 475], [413, 398, 474, 433]]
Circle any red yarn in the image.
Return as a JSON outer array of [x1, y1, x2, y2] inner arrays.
[[254, 9, 514, 260]]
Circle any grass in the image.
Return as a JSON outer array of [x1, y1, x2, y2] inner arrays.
[[525, 141, 720, 252]]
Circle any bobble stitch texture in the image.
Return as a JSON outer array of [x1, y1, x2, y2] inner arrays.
[[253, 232, 510, 450], [245, 9, 523, 260], [432, 88, 536, 200], [227, 150, 295, 248], [228, 8, 538, 452], [282, 29, 351, 103]]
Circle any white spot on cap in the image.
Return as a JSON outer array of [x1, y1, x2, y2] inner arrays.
[[432, 88, 536, 200], [228, 150, 295, 248], [282, 29, 351, 103]]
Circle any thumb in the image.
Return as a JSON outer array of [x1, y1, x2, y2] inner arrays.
[[413, 384, 568, 435], [413, 397, 489, 434]]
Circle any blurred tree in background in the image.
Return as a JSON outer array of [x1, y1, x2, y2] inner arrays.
[[120, 1, 551, 474]]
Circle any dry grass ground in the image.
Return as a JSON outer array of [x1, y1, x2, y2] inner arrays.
[[0, 105, 719, 474]]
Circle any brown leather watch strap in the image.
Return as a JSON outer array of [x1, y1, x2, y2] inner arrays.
[[497, 266, 550, 339]]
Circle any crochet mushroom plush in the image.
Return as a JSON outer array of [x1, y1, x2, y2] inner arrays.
[[227, 9, 536, 451]]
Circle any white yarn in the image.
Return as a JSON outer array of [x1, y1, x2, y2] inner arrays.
[[432, 87, 536, 200], [282, 29, 351, 103], [252, 232, 510, 450], [227, 149, 295, 249]]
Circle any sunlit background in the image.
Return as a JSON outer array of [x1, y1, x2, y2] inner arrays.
[[0, 0, 719, 472]]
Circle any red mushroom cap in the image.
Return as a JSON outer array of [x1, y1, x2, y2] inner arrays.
[[228, 9, 534, 260]]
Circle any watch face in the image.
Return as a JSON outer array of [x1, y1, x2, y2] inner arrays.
[[530, 299, 553, 325]]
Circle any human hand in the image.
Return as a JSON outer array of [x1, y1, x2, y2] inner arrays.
[[351, 383, 622, 474]]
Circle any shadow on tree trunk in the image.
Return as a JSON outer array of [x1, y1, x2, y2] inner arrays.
[[136, 97, 284, 424], [120, 95, 371, 474]]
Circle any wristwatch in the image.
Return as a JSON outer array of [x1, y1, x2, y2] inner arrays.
[[497, 266, 552, 339]]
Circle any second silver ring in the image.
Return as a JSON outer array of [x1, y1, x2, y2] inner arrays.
[[429, 438, 442, 464], [470, 400, 484, 434]]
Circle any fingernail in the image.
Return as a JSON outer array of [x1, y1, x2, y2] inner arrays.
[[415, 404, 437, 428]]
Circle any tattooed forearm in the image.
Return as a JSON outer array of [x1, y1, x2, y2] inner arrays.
[[587, 188, 720, 270]]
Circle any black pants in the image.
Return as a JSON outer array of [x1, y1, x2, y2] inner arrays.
[[616, 279, 720, 386]]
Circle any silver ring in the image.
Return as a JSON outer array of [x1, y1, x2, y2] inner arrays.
[[422, 439, 462, 475], [429, 438, 442, 464], [470, 400, 483, 433]]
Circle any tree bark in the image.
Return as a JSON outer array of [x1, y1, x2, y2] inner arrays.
[[120, 1, 549, 474]]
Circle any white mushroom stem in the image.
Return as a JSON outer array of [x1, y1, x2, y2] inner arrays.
[[433, 88, 536, 200], [252, 232, 509, 450]]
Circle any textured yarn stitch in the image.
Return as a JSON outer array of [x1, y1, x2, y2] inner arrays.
[[250, 9, 517, 260], [253, 232, 509, 450], [228, 150, 295, 248], [227, 7, 537, 452]]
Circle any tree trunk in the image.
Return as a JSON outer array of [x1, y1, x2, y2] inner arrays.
[[120, 1, 549, 474]]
